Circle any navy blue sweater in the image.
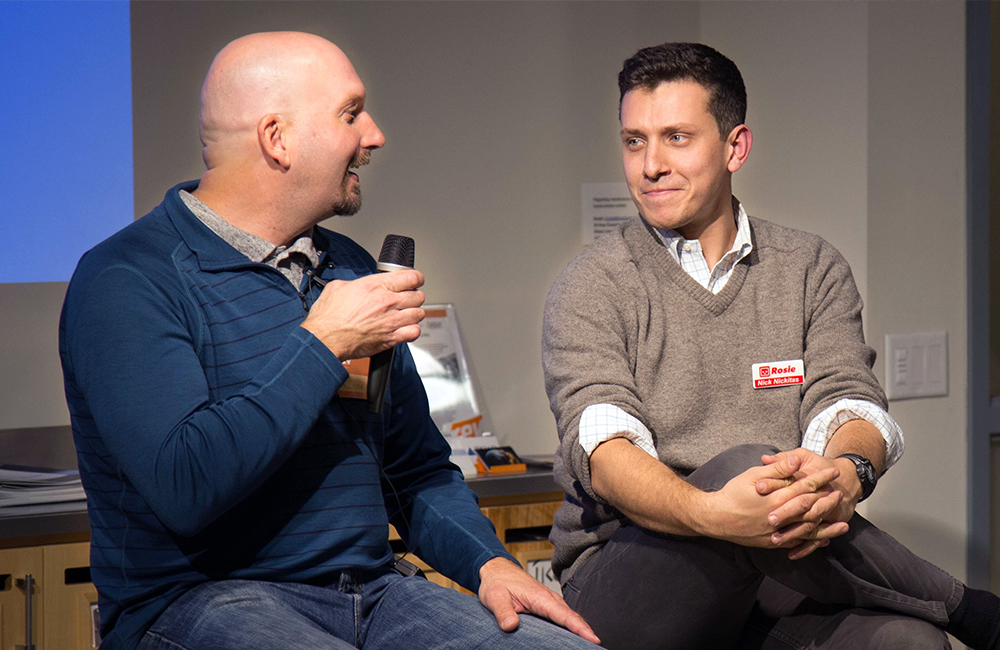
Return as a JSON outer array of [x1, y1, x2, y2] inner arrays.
[[59, 182, 513, 650]]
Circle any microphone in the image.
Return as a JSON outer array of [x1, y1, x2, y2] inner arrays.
[[367, 234, 415, 414]]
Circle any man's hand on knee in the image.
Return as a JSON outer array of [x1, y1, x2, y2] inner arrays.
[[477, 557, 600, 644]]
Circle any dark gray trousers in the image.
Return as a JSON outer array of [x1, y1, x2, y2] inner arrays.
[[562, 445, 961, 650]]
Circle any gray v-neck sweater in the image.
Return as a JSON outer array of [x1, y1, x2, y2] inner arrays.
[[542, 215, 885, 582]]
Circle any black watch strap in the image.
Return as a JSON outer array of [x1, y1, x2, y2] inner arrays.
[[837, 453, 877, 502]]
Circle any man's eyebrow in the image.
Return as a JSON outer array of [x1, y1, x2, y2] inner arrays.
[[621, 123, 699, 138], [341, 94, 366, 110]]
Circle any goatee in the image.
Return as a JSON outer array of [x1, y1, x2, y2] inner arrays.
[[331, 149, 370, 216]]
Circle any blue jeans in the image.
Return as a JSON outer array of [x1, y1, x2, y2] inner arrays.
[[137, 566, 599, 650]]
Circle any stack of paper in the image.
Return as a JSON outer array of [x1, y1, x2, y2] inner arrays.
[[0, 466, 86, 509]]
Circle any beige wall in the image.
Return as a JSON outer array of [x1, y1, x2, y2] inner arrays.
[[864, 2, 969, 582], [700, 1, 870, 303], [0, 0, 974, 583]]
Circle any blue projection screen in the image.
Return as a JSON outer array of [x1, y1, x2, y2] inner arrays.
[[0, 2, 133, 283]]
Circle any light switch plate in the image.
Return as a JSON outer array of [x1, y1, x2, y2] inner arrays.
[[884, 331, 948, 400]]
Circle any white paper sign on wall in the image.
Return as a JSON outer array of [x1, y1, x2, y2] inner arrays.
[[581, 182, 633, 246]]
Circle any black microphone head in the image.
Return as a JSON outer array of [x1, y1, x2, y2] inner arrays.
[[377, 234, 415, 268]]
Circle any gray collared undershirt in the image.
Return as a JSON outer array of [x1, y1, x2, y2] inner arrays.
[[180, 190, 320, 289]]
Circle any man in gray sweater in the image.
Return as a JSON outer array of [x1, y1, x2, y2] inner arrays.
[[542, 42, 1000, 650]]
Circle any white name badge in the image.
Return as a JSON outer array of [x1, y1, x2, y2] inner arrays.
[[752, 359, 805, 389]]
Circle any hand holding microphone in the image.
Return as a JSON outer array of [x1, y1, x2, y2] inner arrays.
[[299, 235, 424, 371]]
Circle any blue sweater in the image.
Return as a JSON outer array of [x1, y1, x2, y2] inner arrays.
[[59, 181, 513, 650]]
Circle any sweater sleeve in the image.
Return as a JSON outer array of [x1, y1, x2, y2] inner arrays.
[[799, 243, 887, 436], [379, 343, 516, 592], [542, 248, 645, 504], [63, 263, 348, 537]]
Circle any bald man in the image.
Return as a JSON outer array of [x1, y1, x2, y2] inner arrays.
[[60, 32, 599, 650]]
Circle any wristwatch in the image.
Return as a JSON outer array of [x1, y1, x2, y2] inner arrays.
[[837, 453, 878, 502]]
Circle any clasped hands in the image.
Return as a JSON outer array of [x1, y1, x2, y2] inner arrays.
[[704, 448, 863, 560]]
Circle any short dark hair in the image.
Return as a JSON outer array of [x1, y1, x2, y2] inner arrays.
[[618, 42, 746, 137]]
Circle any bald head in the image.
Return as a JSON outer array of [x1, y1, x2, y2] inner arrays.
[[199, 32, 358, 168], [192, 32, 384, 244]]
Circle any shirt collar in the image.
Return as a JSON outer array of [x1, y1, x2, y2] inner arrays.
[[179, 190, 320, 269], [655, 197, 753, 267]]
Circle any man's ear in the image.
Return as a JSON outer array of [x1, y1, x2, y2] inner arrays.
[[258, 114, 291, 170], [726, 124, 752, 173]]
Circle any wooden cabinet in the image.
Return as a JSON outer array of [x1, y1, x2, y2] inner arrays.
[[0, 546, 43, 650], [0, 543, 97, 650], [42, 543, 98, 650]]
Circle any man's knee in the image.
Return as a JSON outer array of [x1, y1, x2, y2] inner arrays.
[[866, 618, 951, 650], [688, 444, 780, 492]]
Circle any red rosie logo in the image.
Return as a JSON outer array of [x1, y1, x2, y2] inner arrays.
[[752, 360, 804, 389]]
